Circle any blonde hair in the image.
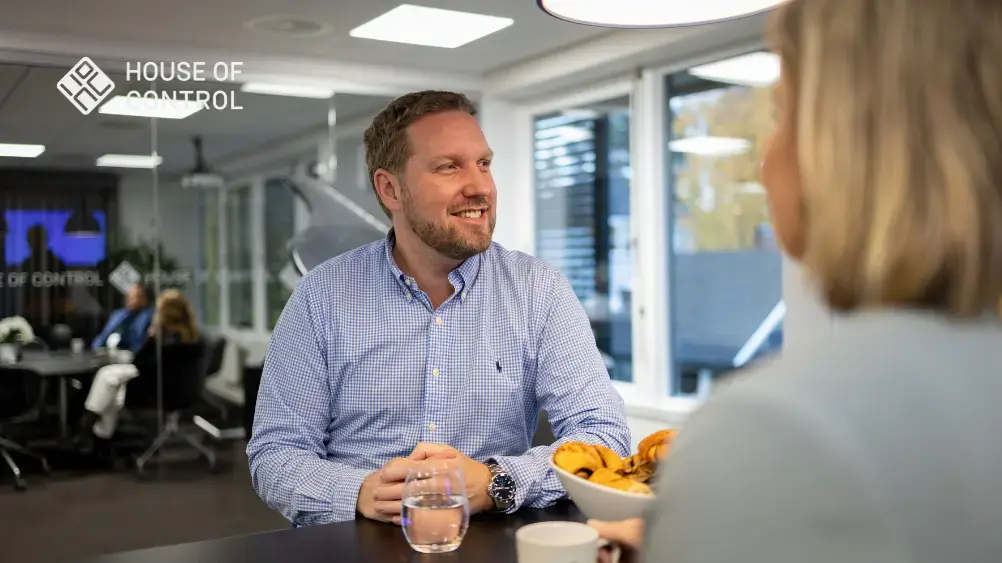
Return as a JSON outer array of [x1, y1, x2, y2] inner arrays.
[[770, 0, 1002, 316], [153, 289, 199, 343]]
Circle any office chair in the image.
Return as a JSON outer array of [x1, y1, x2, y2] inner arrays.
[[0, 367, 50, 491], [197, 335, 229, 422], [131, 339, 217, 475]]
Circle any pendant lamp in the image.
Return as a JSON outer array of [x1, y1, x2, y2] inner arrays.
[[537, 0, 783, 28], [65, 203, 101, 238]]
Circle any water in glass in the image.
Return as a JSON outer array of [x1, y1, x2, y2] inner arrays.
[[401, 464, 470, 553]]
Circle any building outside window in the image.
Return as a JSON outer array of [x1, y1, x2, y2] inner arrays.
[[532, 96, 634, 382], [225, 185, 254, 328], [197, 189, 222, 326], [665, 51, 784, 397], [264, 177, 296, 329]]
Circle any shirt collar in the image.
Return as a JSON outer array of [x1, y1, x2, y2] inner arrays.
[[383, 229, 483, 301]]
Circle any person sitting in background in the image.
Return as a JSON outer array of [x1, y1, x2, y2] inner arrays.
[[591, 0, 1002, 562], [74, 288, 199, 453], [91, 282, 153, 352]]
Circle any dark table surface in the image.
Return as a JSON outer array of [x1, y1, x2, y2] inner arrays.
[[80, 502, 585, 563], [15, 349, 107, 376]]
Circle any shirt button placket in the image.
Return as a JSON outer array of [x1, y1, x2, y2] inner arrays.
[[426, 314, 445, 439]]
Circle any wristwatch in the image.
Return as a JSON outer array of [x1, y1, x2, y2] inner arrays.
[[485, 459, 516, 512]]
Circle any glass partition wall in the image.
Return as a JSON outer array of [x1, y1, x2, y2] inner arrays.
[[0, 54, 392, 559]]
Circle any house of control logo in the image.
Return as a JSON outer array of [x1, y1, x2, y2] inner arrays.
[[57, 57, 115, 115], [57, 57, 244, 115]]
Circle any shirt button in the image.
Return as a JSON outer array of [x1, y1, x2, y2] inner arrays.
[[435, 316, 443, 326], [405, 279, 412, 286], [407, 294, 413, 301], [428, 423, 437, 431], [432, 368, 440, 377], [461, 291, 467, 299]]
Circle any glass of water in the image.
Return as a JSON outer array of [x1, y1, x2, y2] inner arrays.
[[401, 462, 470, 553]]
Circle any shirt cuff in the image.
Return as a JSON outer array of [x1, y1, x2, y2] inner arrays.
[[295, 462, 372, 525]]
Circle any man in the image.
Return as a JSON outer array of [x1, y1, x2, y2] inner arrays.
[[18, 224, 74, 324], [247, 90, 630, 526], [91, 282, 153, 352]]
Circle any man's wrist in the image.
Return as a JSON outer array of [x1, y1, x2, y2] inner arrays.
[[472, 463, 495, 513]]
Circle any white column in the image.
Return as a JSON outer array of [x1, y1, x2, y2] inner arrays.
[[630, 68, 670, 397], [478, 95, 532, 254]]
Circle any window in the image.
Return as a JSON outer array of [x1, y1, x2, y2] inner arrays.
[[198, 190, 222, 326], [226, 186, 253, 328], [532, 96, 634, 382], [264, 178, 296, 328], [665, 52, 783, 397]]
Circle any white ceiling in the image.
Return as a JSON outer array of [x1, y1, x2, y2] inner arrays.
[[0, 63, 390, 175], [0, 1, 768, 177], [0, 0, 611, 73]]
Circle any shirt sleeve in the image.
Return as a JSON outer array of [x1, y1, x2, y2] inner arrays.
[[246, 280, 371, 525], [643, 383, 894, 563], [492, 271, 632, 512]]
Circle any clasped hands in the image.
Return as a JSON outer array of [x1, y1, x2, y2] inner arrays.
[[356, 442, 643, 561], [356, 442, 494, 524]]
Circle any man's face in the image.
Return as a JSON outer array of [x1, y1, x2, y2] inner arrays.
[[125, 285, 146, 310], [396, 111, 496, 261]]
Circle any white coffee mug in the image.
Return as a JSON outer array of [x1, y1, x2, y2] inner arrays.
[[516, 521, 602, 563]]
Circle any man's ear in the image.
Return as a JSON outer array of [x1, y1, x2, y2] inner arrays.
[[373, 169, 402, 213]]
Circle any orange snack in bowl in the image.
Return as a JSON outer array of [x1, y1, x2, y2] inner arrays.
[[622, 454, 655, 483], [552, 442, 624, 479], [552, 429, 677, 496], [637, 429, 677, 463]]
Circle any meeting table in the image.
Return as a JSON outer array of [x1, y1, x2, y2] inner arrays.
[[4, 348, 109, 438], [78, 502, 587, 563]]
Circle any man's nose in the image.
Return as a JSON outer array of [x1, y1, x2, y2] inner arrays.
[[461, 167, 493, 197]]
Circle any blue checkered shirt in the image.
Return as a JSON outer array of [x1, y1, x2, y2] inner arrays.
[[247, 233, 631, 524]]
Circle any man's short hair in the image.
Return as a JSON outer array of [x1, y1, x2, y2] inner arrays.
[[133, 281, 153, 303], [363, 90, 478, 218]]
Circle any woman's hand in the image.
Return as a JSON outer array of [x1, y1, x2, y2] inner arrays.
[[589, 518, 644, 562]]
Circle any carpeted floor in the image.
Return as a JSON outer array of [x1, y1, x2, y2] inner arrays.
[[0, 440, 288, 562]]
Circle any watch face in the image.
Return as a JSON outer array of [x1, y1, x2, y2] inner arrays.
[[492, 473, 516, 503]]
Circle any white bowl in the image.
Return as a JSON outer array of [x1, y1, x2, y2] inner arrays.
[[550, 459, 657, 521]]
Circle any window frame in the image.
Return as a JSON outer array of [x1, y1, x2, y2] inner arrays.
[[513, 78, 696, 423], [510, 41, 779, 423], [659, 46, 786, 399]]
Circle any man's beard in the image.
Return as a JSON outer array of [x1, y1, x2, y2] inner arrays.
[[400, 183, 495, 261]]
